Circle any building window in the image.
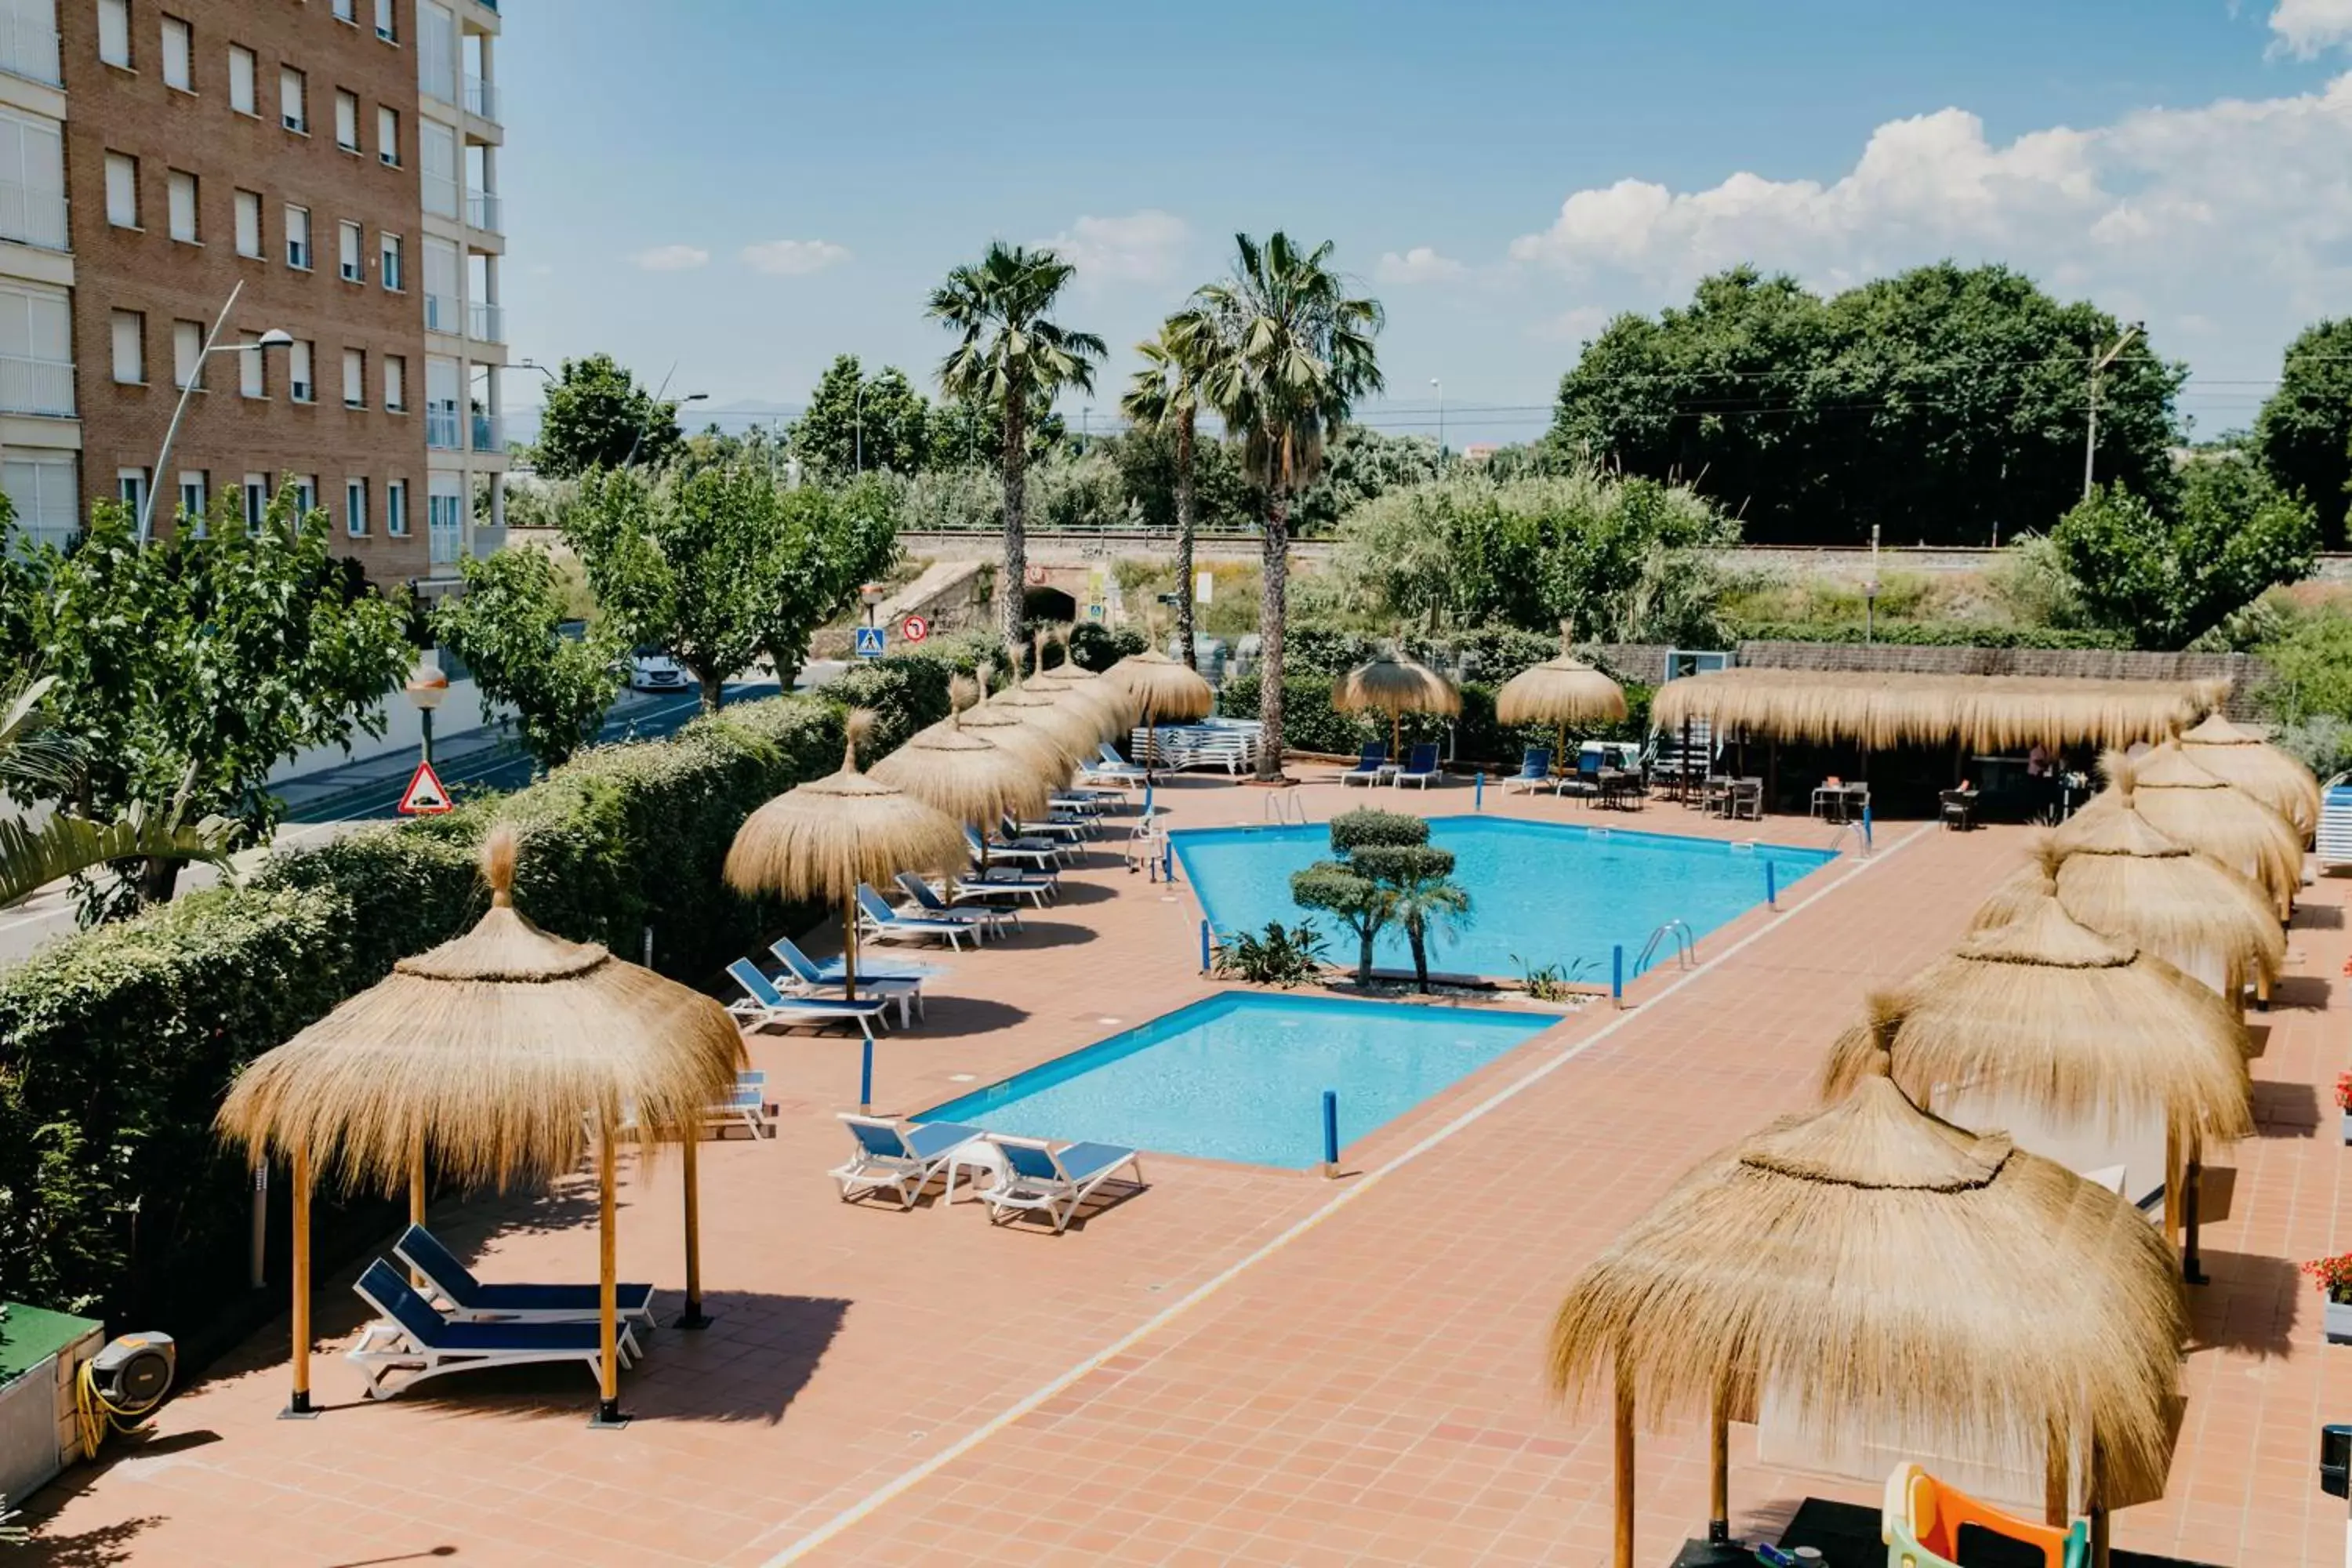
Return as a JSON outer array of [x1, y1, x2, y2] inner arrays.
[[242, 472, 267, 528], [334, 89, 358, 151], [427, 477, 462, 564], [279, 66, 305, 133], [165, 169, 196, 242], [233, 187, 260, 256], [96, 0, 129, 67], [420, 122, 456, 217], [386, 477, 407, 535], [110, 309, 143, 383], [288, 339, 313, 403], [177, 470, 205, 528], [227, 43, 254, 114], [3, 456, 78, 553], [332, 0, 354, 21], [376, 105, 400, 165], [383, 353, 405, 411], [159, 13, 189, 90], [116, 467, 148, 521], [0, 109, 68, 252], [338, 219, 361, 281], [374, 0, 396, 43], [419, 2, 454, 102], [172, 318, 200, 388], [379, 232, 403, 291], [103, 151, 136, 227], [0, 283, 72, 415], [239, 334, 264, 397], [285, 204, 310, 269], [292, 475, 317, 516], [342, 346, 364, 407], [345, 477, 367, 535], [425, 354, 458, 448]]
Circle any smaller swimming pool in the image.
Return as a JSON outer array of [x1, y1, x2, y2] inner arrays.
[[920, 992, 1558, 1169]]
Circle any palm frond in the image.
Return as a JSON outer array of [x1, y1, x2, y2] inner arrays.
[[0, 803, 238, 909]]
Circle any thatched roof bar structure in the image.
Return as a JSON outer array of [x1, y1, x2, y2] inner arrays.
[[1651, 669, 2209, 753]]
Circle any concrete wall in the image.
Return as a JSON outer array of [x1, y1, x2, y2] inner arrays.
[[267, 673, 499, 784]]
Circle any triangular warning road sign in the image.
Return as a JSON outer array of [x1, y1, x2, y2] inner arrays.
[[397, 758, 454, 815]]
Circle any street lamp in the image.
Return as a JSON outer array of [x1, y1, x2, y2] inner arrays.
[[406, 652, 449, 767], [1431, 377, 1443, 455], [623, 390, 705, 467], [140, 278, 292, 544], [859, 581, 883, 630]]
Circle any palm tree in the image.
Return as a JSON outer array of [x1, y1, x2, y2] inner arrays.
[[1120, 311, 1214, 670], [927, 243, 1106, 644], [1191, 233, 1383, 779], [0, 670, 234, 909]]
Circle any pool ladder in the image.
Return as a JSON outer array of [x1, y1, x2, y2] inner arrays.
[[1262, 792, 1307, 826], [1635, 920, 1697, 977]]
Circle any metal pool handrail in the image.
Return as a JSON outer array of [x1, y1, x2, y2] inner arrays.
[[1635, 919, 1697, 977]]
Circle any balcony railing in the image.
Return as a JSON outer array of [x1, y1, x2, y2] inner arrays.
[[470, 412, 500, 452], [428, 519, 462, 565], [465, 189, 500, 233], [466, 301, 503, 342], [0, 354, 74, 417], [0, 181, 67, 251], [423, 291, 457, 334], [425, 408, 459, 449], [463, 73, 495, 120], [0, 13, 60, 85]]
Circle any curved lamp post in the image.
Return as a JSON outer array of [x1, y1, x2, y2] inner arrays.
[[139, 278, 293, 544]]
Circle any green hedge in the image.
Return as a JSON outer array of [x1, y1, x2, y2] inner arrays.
[[1731, 621, 2128, 650], [1220, 673, 1653, 768], [0, 648, 966, 1330]]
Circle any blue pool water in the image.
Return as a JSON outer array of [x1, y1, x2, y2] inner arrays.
[[920, 992, 1555, 1168], [1173, 815, 1835, 982]]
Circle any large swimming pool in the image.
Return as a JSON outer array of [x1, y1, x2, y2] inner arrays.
[[1173, 815, 1835, 982], [920, 993, 1557, 1168]]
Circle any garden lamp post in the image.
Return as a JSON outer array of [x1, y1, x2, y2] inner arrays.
[[861, 581, 883, 631], [407, 652, 449, 767], [139, 279, 292, 545]]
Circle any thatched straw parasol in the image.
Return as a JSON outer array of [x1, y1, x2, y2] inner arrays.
[[1650, 668, 2204, 753], [2045, 808, 2285, 1009], [1969, 858, 2057, 935], [956, 664, 1094, 776], [1023, 630, 1135, 742], [1549, 1051, 2185, 1568], [1102, 649, 1214, 778], [1496, 626, 1628, 776], [1825, 895, 2252, 1279], [2082, 746, 2301, 921], [987, 644, 1112, 760], [725, 709, 967, 1000], [873, 678, 1052, 833], [217, 828, 744, 1425], [2176, 711, 2321, 842], [1332, 648, 1461, 762]]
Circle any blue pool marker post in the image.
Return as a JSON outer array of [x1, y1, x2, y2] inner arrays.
[[1162, 838, 1174, 882], [1321, 1090, 1340, 1178], [858, 1036, 874, 1114], [1611, 944, 1624, 1009], [1862, 804, 1874, 851], [1765, 859, 1777, 909], [1475, 771, 1484, 811], [1143, 779, 1154, 817], [1199, 919, 1211, 973]]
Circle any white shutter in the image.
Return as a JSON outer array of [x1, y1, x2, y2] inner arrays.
[[229, 46, 255, 113], [96, 0, 129, 66], [343, 348, 363, 406], [111, 312, 142, 383], [289, 339, 313, 401], [279, 67, 304, 132], [234, 189, 260, 256], [384, 355, 405, 410], [240, 339, 263, 397], [173, 321, 201, 389], [161, 16, 190, 89], [103, 152, 135, 227], [335, 91, 358, 150], [376, 106, 398, 165], [339, 220, 361, 281], [166, 170, 196, 241]]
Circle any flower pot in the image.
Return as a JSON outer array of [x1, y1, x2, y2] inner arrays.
[[2328, 1297, 2352, 1346], [2341, 1109, 2352, 1146]]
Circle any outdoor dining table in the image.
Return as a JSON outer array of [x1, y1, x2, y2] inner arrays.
[[1811, 782, 1869, 823]]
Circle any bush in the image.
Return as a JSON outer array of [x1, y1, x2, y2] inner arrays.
[[0, 648, 957, 1337], [1730, 622, 2129, 651], [1329, 809, 1430, 852], [1210, 921, 1327, 988], [1066, 621, 1147, 671]]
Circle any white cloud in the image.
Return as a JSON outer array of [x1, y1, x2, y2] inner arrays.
[[1374, 246, 1467, 284], [740, 239, 853, 276], [1536, 305, 1613, 343], [2272, 0, 2352, 55], [632, 244, 710, 272], [1042, 210, 1192, 285], [1508, 76, 2352, 350]]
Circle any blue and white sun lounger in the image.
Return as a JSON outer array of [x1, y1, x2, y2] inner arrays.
[[980, 1135, 1144, 1234], [857, 884, 979, 951], [893, 871, 1019, 933], [768, 935, 924, 1024], [1392, 742, 1441, 789], [829, 1114, 985, 1208], [966, 824, 1060, 871], [1340, 742, 1388, 787], [727, 959, 893, 1039], [1501, 747, 1552, 794], [347, 1258, 633, 1400], [1087, 742, 1147, 780], [393, 1225, 656, 1329]]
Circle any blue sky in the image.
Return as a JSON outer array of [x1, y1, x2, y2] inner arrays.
[[498, 0, 2352, 447]]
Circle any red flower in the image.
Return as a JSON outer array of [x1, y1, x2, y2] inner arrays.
[[2305, 1254, 2352, 1298]]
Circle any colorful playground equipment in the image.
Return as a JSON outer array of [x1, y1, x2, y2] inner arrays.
[[1883, 1463, 2089, 1568]]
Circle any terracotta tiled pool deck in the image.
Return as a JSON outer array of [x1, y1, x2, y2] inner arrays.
[[22, 768, 2352, 1566]]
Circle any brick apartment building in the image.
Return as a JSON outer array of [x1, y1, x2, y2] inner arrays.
[[0, 0, 507, 590]]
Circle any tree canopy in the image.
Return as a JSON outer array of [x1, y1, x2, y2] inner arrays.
[[533, 353, 685, 477], [2254, 318, 2352, 550], [431, 547, 627, 771], [1547, 263, 2184, 546], [789, 354, 931, 477]]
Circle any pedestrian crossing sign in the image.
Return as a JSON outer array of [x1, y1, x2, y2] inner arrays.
[[854, 626, 885, 659]]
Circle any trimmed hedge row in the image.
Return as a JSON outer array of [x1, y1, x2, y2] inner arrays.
[[0, 644, 976, 1330], [1219, 673, 1653, 766], [1730, 620, 2128, 651]]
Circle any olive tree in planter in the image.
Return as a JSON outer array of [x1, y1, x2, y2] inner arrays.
[[1352, 844, 1471, 994], [2305, 1252, 2352, 1345], [1291, 861, 1392, 989]]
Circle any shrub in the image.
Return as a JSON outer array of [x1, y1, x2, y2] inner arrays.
[[1328, 809, 1430, 852], [1730, 622, 2129, 651], [1211, 921, 1327, 988], [1066, 621, 1147, 671]]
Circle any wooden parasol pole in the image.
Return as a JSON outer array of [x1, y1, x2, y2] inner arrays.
[[1613, 1350, 1635, 1568], [2161, 1126, 2183, 1243], [677, 1131, 710, 1329], [405, 1131, 429, 1288], [840, 900, 859, 1003], [590, 1124, 627, 1428], [279, 1143, 318, 1419], [1707, 1379, 1730, 1543], [2043, 1418, 2069, 1528], [2183, 1128, 2208, 1285], [2089, 1440, 2111, 1568]]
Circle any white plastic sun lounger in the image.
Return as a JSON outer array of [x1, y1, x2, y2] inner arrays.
[[727, 960, 893, 1039], [979, 1135, 1144, 1234], [856, 884, 978, 950], [829, 1114, 985, 1208], [347, 1258, 634, 1401], [393, 1225, 656, 1328]]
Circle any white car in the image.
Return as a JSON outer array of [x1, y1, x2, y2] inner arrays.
[[630, 650, 689, 693]]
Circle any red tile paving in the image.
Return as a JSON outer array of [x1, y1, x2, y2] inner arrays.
[[19, 768, 2350, 1566]]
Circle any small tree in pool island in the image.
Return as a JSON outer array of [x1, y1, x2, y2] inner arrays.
[[1290, 809, 1472, 992]]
